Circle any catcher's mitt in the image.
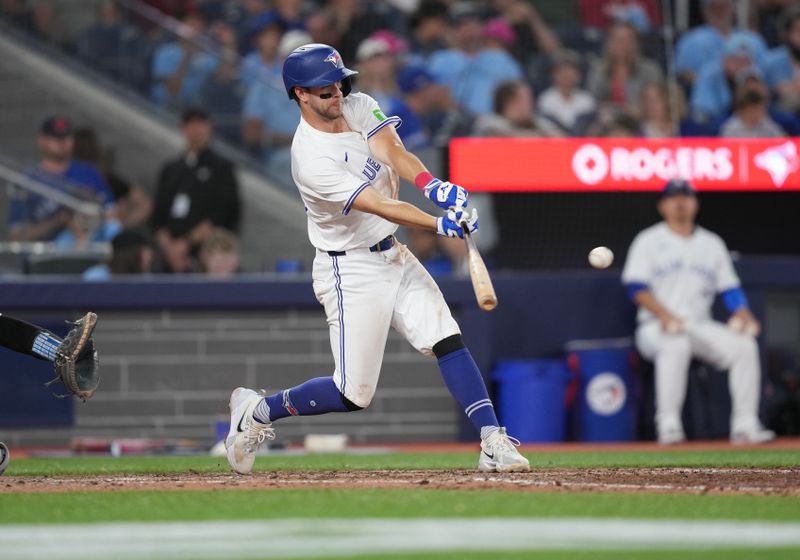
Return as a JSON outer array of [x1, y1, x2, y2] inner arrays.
[[45, 312, 100, 402]]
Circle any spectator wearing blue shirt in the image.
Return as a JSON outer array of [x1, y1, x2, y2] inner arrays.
[[239, 14, 285, 88], [242, 31, 308, 188], [9, 116, 117, 245], [385, 65, 439, 152], [675, 0, 767, 87], [690, 34, 764, 123], [763, 6, 800, 114], [150, 12, 219, 109], [428, 4, 523, 116]]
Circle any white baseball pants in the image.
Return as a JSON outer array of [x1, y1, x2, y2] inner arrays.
[[312, 242, 460, 408], [635, 319, 763, 436]]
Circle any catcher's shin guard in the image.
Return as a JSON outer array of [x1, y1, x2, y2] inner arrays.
[[0, 442, 9, 476]]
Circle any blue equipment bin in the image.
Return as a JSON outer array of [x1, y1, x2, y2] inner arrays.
[[492, 359, 571, 443], [566, 337, 636, 442]]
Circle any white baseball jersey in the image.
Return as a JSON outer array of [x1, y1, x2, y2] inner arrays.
[[622, 222, 740, 323], [291, 92, 402, 252], [289, 92, 459, 408]]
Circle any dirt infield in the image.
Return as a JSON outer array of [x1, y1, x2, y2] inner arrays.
[[3, 467, 799, 496]]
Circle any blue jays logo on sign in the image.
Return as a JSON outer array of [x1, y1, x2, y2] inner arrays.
[[324, 51, 341, 67]]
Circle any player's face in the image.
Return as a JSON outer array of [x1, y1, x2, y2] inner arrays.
[[658, 194, 698, 224], [303, 82, 344, 120], [38, 134, 73, 162]]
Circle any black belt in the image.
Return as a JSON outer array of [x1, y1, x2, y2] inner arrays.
[[327, 235, 395, 257]]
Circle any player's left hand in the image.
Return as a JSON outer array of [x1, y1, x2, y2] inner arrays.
[[436, 207, 478, 239], [423, 178, 469, 210], [729, 308, 761, 337]]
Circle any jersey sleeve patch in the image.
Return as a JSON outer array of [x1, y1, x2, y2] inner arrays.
[[366, 116, 402, 139]]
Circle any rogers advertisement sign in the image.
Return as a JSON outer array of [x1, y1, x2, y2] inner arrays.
[[449, 138, 800, 192]]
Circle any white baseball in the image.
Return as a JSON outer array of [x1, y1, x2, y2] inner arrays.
[[588, 246, 614, 269]]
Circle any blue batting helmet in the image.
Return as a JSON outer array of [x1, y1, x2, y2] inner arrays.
[[282, 43, 358, 100]]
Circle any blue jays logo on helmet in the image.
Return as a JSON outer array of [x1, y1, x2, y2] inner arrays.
[[282, 43, 358, 100], [324, 51, 341, 66]]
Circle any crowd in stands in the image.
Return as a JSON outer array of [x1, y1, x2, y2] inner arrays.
[[3, 0, 800, 276], [8, 109, 241, 278]]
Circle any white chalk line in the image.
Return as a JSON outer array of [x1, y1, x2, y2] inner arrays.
[[1, 518, 799, 559]]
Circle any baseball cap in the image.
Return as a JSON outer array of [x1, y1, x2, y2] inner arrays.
[[40, 116, 73, 138], [398, 65, 436, 95], [369, 30, 408, 56], [660, 179, 696, 198], [483, 17, 515, 46], [723, 34, 759, 58], [278, 30, 313, 58], [356, 37, 391, 62]]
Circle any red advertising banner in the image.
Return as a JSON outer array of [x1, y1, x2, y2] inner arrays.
[[449, 137, 800, 192]]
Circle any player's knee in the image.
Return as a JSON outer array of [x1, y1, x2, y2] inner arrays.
[[340, 384, 376, 410], [432, 334, 465, 359], [660, 334, 690, 356]]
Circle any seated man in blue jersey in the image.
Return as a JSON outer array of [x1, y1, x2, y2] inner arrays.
[[675, 0, 767, 88], [689, 34, 766, 125], [427, 3, 523, 116], [8, 116, 118, 246]]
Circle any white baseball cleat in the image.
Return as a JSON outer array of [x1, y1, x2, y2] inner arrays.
[[731, 427, 776, 445], [478, 427, 530, 472], [225, 387, 275, 475]]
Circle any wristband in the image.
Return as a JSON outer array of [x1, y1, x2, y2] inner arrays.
[[415, 171, 435, 190]]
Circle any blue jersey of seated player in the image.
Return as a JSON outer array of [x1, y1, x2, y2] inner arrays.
[[9, 161, 115, 240]]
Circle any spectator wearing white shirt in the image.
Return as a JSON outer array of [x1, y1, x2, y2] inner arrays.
[[537, 50, 596, 135]]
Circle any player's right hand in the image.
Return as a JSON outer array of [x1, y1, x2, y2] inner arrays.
[[423, 178, 469, 210], [436, 208, 478, 239]]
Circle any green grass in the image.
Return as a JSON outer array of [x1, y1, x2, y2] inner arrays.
[[299, 552, 800, 560], [7, 447, 800, 476], [2, 488, 799, 525], [2, 449, 798, 559]]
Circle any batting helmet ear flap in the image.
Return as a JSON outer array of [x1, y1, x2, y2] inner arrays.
[[340, 76, 353, 97]]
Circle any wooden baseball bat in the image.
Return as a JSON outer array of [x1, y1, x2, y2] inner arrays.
[[460, 222, 497, 311]]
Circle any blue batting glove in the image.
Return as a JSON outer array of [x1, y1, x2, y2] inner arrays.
[[436, 208, 479, 239], [423, 178, 469, 210]]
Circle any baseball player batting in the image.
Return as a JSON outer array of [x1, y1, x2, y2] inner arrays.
[[622, 179, 775, 445], [225, 43, 529, 474]]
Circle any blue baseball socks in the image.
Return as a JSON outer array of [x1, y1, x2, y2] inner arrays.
[[252, 334, 500, 440], [433, 334, 500, 437], [254, 376, 352, 424]]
